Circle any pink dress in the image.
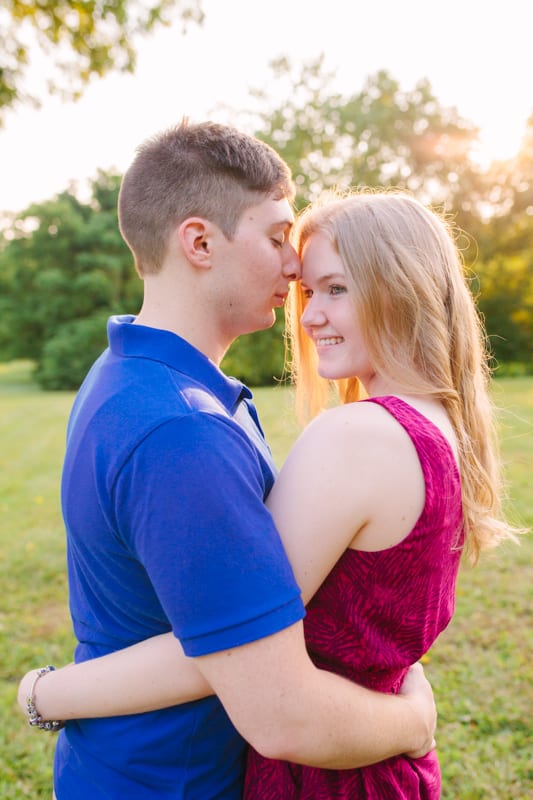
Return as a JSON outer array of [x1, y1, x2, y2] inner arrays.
[[244, 396, 464, 799]]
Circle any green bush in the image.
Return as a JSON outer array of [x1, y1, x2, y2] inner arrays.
[[34, 313, 109, 390]]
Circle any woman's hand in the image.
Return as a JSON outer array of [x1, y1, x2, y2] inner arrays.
[[17, 668, 40, 716]]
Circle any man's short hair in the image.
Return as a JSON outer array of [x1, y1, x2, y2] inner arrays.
[[118, 120, 295, 275]]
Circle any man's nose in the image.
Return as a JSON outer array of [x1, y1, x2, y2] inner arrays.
[[282, 243, 301, 281]]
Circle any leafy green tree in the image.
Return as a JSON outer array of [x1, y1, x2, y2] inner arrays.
[[0, 0, 203, 124], [0, 191, 91, 360], [36, 310, 112, 389], [474, 254, 533, 371], [0, 171, 141, 386]]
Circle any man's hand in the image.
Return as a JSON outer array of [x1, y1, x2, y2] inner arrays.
[[399, 662, 437, 758]]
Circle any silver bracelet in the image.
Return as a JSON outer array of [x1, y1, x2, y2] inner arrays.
[[26, 665, 66, 732]]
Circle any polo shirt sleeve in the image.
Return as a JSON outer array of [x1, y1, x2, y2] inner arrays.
[[113, 412, 305, 656]]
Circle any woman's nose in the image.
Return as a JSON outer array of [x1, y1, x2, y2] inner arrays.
[[301, 297, 326, 328]]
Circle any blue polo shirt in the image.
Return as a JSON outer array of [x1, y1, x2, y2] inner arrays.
[[54, 316, 305, 799]]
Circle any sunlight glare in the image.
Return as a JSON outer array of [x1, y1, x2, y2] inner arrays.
[[471, 121, 525, 168]]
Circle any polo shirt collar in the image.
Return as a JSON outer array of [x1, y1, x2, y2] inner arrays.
[[107, 315, 250, 411]]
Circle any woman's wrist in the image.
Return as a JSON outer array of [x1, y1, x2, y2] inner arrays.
[[18, 666, 65, 731]]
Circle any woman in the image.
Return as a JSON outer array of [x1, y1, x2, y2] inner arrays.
[[19, 190, 517, 798]]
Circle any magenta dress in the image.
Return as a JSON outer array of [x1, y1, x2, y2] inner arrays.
[[244, 396, 464, 799]]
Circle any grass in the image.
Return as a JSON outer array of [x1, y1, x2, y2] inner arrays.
[[0, 362, 531, 799]]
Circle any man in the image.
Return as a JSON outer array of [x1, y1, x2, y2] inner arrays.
[[26, 121, 436, 798]]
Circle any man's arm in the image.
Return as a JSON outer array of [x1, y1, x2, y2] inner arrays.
[[195, 620, 435, 768]]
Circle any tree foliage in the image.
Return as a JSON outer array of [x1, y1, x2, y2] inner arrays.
[[0, 0, 203, 124], [0, 172, 142, 387], [250, 58, 482, 213], [221, 315, 288, 388], [468, 113, 533, 371], [474, 254, 533, 369]]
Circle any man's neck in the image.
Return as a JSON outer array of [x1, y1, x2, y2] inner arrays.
[[134, 307, 230, 366]]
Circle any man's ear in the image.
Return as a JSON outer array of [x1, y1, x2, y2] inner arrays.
[[178, 218, 214, 269]]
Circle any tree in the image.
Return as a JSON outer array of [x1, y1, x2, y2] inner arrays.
[[0, 0, 203, 124], [0, 171, 142, 387], [249, 58, 480, 214], [474, 254, 533, 371]]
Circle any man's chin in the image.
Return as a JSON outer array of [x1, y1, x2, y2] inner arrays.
[[264, 310, 277, 329], [246, 312, 277, 335]]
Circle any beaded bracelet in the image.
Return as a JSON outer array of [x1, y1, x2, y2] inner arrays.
[[26, 666, 66, 732]]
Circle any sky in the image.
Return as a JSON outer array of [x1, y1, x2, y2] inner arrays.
[[0, 0, 532, 215]]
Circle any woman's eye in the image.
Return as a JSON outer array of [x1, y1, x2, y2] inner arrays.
[[302, 288, 313, 299], [330, 285, 347, 296], [272, 237, 284, 248]]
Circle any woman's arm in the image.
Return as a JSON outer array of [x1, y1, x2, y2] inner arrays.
[[263, 405, 374, 604], [18, 633, 212, 721]]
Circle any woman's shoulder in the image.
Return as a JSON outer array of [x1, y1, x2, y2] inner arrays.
[[301, 394, 459, 479], [287, 400, 416, 486], [305, 397, 412, 449]]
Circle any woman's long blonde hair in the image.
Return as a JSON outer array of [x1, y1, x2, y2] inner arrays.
[[287, 188, 519, 562]]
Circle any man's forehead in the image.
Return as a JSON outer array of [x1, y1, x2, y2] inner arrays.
[[267, 197, 295, 227], [243, 196, 294, 227]]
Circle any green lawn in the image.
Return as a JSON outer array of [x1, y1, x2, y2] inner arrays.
[[1, 363, 531, 799]]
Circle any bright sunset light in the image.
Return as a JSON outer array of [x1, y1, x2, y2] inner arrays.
[[473, 124, 527, 168]]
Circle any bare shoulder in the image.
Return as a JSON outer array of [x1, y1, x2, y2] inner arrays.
[[301, 400, 411, 457], [284, 399, 418, 494], [279, 401, 399, 500]]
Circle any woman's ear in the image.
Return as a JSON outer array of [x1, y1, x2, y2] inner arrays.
[[178, 218, 213, 269]]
